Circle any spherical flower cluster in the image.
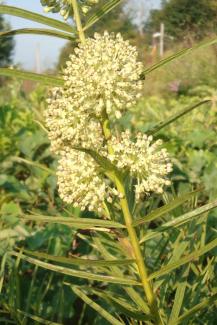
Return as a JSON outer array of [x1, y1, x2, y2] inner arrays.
[[57, 150, 107, 212], [40, 0, 99, 19], [45, 88, 103, 155], [107, 130, 172, 200], [63, 31, 143, 119]]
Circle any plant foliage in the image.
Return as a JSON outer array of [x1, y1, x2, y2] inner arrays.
[[0, 1, 216, 324]]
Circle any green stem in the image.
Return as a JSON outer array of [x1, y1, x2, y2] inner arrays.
[[115, 178, 162, 324], [71, 0, 85, 43], [102, 117, 162, 325]]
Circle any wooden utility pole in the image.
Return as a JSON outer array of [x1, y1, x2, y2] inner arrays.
[[159, 23, 165, 57]]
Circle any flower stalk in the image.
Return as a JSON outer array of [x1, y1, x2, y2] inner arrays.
[[102, 117, 163, 325], [71, 0, 85, 43]]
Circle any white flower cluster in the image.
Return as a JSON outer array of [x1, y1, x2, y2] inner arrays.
[[64, 32, 143, 119], [107, 130, 172, 200], [40, 0, 99, 19], [45, 32, 172, 212], [45, 88, 103, 155], [57, 150, 106, 212]]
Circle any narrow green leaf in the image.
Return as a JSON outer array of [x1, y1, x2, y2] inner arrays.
[[140, 199, 217, 243], [168, 265, 190, 324], [0, 5, 72, 32], [23, 249, 135, 267], [142, 37, 217, 77], [11, 157, 55, 174], [73, 147, 116, 173], [147, 100, 210, 135], [0, 253, 8, 293], [173, 293, 217, 325], [84, 0, 122, 31], [93, 237, 150, 314], [0, 68, 64, 86], [0, 28, 75, 41], [21, 214, 126, 229], [11, 252, 140, 286], [71, 286, 123, 325], [75, 286, 152, 322], [149, 238, 217, 280], [133, 189, 201, 227], [17, 310, 61, 325]]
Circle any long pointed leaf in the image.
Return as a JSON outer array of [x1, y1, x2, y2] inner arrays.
[[149, 238, 217, 280], [147, 100, 210, 135], [0, 28, 75, 41], [84, 0, 122, 31], [74, 285, 152, 322], [0, 5, 72, 32], [71, 286, 123, 325], [168, 265, 190, 324], [11, 252, 140, 286], [23, 249, 135, 267], [173, 293, 217, 325], [93, 237, 150, 314], [140, 200, 217, 243], [133, 189, 201, 227], [0, 68, 64, 86], [17, 310, 61, 325], [21, 214, 126, 229], [142, 37, 217, 77]]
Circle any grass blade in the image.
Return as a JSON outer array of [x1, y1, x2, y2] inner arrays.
[[0, 68, 64, 86], [149, 238, 217, 280], [83, 0, 122, 31], [133, 189, 201, 227], [0, 5, 72, 32], [140, 200, 217, 243], [142, 37, 217, 77], [23, 249, 135, 267], [71, 286, 123, 325], [21, 214, 126, 229], [11, 252, 140, 286], [147, 100, 210, 135], [173, 293, 217, 325], [0, 28, 75, 41]]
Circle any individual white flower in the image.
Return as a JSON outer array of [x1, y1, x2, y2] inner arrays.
[[63, 31, 143, 119], [57, 149, 107, 212], [45, 87, 103, 155], [107, 130, 172, 200]]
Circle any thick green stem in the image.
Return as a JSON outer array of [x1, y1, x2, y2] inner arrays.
[[71, 0, 85, 43], [102, 117, 162, 325], [115, 178, 162, 324]]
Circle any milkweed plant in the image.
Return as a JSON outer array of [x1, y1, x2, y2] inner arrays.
[[0, 1, 216, 324]]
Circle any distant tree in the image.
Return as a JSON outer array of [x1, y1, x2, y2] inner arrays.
[[58, 0, 138, 69], [145, 0, 217, 41], [0, 15, 14, 67]]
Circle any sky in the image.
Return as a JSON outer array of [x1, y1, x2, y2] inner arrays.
[[2, 0, 161, 71]]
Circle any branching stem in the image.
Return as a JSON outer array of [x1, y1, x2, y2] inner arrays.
[[71, 4, 162, 322], [102, 116, 162, 325]]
